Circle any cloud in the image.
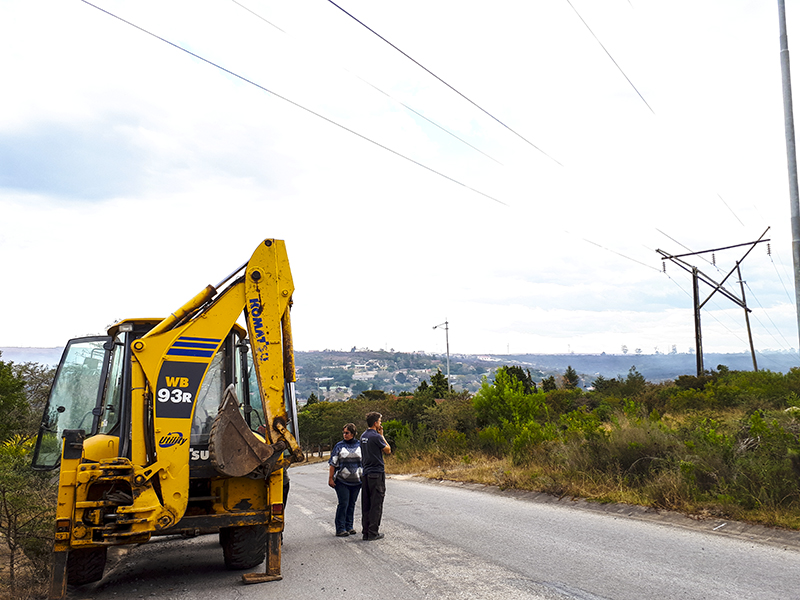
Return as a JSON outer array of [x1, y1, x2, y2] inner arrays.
[[0, 0, 798, 359], [0, 119, 148, 199]]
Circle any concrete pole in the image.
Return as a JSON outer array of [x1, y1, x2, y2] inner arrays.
[[778, 0, 800, 352], [433, 320, 451, 389]]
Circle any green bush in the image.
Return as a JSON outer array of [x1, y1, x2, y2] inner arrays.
[[437, 429, 469, 455], [382, 419, 412, 452], [472, 368, 547, 426], [510, 421, 559, 466], [560, 409, 605, 441], [0, 436, 56, 591], [730, 411, 800, 509], [583, 419, 682, 480], [545, 389, 582, 418], [476, 425, 512, 457], [664, 387, 709, 411]]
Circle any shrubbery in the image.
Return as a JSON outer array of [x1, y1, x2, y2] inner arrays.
[[0, 357, 57, 598], [329, 364, 800, 528]]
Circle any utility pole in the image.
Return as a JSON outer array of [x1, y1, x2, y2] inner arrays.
[[692, 267, 703, 375], [657, 230, 769, 376], [778, 0, 800, 350], [433, 320, 450, 385], [737, 263, 759, 371]]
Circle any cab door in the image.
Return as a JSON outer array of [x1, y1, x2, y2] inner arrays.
[[32, 336, 112, 470]]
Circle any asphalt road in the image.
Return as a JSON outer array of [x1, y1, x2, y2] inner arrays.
[[74, 460, 800, 600]]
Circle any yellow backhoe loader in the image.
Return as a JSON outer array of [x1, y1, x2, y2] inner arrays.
[[31, 238, 303, 598]]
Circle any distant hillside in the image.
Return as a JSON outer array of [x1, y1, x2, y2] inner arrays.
[[497, 351, 799, 382], [0, 347, 63, 366], [3, 347, 797, 401], [295, 349, 799, 401]]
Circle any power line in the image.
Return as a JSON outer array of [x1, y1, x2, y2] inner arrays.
[[325, 0, 563, 166], [717, 193, 745, 227], [769, 252, 796, 304], [78, 0, 509, 207], [744, 282, 796, 351], [577, 235, 661, 271], [347, 71, 503, 165], [230, 0, 284, 32], [662, 271, 755, 353], [655, 229, 717, 271], [564, 0, 654, 114], [231, 0, 503, 165]]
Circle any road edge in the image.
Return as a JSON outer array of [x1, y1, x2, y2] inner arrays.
[[392, 473, 800, 551]]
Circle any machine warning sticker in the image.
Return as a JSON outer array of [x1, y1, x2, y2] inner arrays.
[[155, 361, 208, 419]]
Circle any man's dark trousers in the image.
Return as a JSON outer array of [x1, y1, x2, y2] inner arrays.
[[361, 472, 385, 538]]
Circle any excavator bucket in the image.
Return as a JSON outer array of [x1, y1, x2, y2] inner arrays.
[[209, 385, 279, 477]]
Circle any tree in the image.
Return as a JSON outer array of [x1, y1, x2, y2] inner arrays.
[[304, 392, 319, 407], [0, 358, 57, 593], [591, 367, 646, 399], [473, 367, 546, 426], [0, 358, 29, 442], [623, 366, 646, 397], [429, 369, 451, 398], [297, 401, 352, 448], [541, 376, 557, 393], [357, 390, 390, 402], [397, 379, 435, 424], [506, 366, 537, 394], [422, 390, 477, 434], [0, 436, 55, 591], [591, 374, 609, 392], [563, 366, 579, 390], [11, 362, 54, 415]]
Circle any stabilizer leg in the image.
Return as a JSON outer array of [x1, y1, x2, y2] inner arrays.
[[48, 550, 68, 600], [242, 531, 282, 584]]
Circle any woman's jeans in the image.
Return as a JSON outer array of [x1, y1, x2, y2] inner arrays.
[[334, 482, 361, 533]]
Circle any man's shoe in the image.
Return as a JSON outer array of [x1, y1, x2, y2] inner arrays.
[[336, 531, 349, 537], [348, 529, 357, 535], [366, 533, 385, 541]]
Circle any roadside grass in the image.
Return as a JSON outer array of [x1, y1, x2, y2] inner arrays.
[[386, 405, 800, 531]]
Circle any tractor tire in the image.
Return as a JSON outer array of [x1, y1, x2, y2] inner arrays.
[[66, 547, 107, 586], [219, 525, 267, 570]]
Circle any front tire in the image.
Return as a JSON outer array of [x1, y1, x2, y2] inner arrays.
[[66, 547, 107, 586], [219, 525, 267, 570]]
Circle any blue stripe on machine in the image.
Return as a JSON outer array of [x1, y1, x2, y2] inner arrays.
[[172, 341, 218, 350], [177, 336, 222, 343], [166, 348, 216, 358]]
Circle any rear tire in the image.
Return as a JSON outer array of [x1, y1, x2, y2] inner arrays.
[[66, 547, 107, 586], [219, 525, 267, 570]]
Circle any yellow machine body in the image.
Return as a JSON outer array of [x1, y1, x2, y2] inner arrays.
[[32, 239, 302, 598]]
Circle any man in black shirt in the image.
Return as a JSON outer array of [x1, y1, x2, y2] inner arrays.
[[360, 412, 391, 540]]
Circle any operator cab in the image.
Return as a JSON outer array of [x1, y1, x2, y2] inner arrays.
[[32, 320, 272, 476]]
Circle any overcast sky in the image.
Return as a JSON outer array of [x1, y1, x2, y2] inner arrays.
[[2, 1, 800, 365]]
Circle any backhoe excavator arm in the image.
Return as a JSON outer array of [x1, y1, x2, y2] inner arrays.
[[128, 238, 301, 529]]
